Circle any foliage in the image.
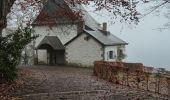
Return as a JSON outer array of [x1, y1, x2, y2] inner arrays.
[[7, 0, 150, 28], [2, 0, 170, 29], [117, 54, 126, 62], [0, 27, 38, 81], [0, 68, 32, 100], [116, 46, 127, 62]]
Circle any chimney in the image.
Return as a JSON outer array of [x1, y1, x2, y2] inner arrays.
[[102, 22, 107, 31], [77, 20, 84, 34]]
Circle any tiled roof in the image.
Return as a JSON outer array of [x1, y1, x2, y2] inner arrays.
[[84, 29, 128, 46], [32, 0, 80, 25], [75, 5, 101, 30], [76, 5, 128, 46]]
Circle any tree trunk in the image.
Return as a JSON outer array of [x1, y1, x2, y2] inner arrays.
[[0, 0, 15, 35], [0, 0, 6, 34]]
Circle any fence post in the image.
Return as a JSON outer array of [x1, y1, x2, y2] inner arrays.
[[155, 73, 161, 94], [146, 72, 149, 91], [136, 70, 140, 89], [167, 77, 170, 96], [125, 67, 129, 86]]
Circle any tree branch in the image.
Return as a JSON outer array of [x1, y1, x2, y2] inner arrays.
[[140, 0, 169, 19]]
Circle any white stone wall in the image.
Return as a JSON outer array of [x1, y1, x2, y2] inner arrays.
[[33, 24, 77, 63], [20, 44, 34, 66], [104, 45, 126, 61], [104, 46, 117, 61], [65, 33, 103, 66], [34, 24, 77, 46], [37, 50, 47, 64]]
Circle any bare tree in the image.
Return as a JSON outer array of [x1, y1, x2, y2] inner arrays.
[[1, 0, 151, 31]]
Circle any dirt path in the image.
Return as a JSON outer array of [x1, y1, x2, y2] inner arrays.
[[15, 66, 168, 100]]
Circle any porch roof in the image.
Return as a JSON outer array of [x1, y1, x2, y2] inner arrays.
[[37, 36, 65, 50]]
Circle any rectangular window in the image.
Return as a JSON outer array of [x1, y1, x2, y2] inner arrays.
[[84, 36, 90, 41], [109, 51, 113, 59], [118, 49, 123, 56]]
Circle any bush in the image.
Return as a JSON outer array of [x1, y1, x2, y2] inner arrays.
[[0, 27, 38, 81]]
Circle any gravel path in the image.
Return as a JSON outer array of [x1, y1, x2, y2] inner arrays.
[[15, 65, 168, 100]]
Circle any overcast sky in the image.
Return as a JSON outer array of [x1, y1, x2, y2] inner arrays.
[[85, 3, 170, 70]]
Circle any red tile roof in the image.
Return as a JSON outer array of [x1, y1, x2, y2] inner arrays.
[[32, 0, 81, 26]]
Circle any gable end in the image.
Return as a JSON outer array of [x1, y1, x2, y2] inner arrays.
[[64, 31, 104, 46]]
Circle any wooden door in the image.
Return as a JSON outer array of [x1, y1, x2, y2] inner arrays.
[[55, 50, 65, 65]]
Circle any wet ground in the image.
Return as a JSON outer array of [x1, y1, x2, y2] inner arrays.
[[15, 65, 168, 100]]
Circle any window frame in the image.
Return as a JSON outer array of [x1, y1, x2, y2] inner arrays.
[[108, 51, 114, 59], [84, 35, 90, 41]]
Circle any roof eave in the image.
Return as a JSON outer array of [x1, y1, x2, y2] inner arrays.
[[104, 43, 128, 46], [31, 20, 83, 26], [64, 30, 105, 46]]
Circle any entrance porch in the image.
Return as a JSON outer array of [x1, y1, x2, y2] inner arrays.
[[35, 36, 65, 65]]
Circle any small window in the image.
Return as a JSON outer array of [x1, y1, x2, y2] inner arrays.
[[109, 51, 113, 59], [101, 53, 104, 57], [118, 49, 123, 56], [84, 36, 90, 41]]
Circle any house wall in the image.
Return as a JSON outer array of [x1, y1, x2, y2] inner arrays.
[[104, 45, 126, 61], [33, 24, 77, 64], [65, 33, 103, 66], [37, 50, 47, 64]]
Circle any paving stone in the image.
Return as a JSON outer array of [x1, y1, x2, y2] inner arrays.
[[15, 66, 169, 100]]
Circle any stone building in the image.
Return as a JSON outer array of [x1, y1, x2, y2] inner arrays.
[[31, 0, 128, 66]]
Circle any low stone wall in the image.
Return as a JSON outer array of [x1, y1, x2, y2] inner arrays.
[[94, 61, 170, 96], [123, 62, 144, 72]]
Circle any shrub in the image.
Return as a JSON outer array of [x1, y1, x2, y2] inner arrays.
[[116, 47, 127, 62], [0, 27, 38, 81]]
